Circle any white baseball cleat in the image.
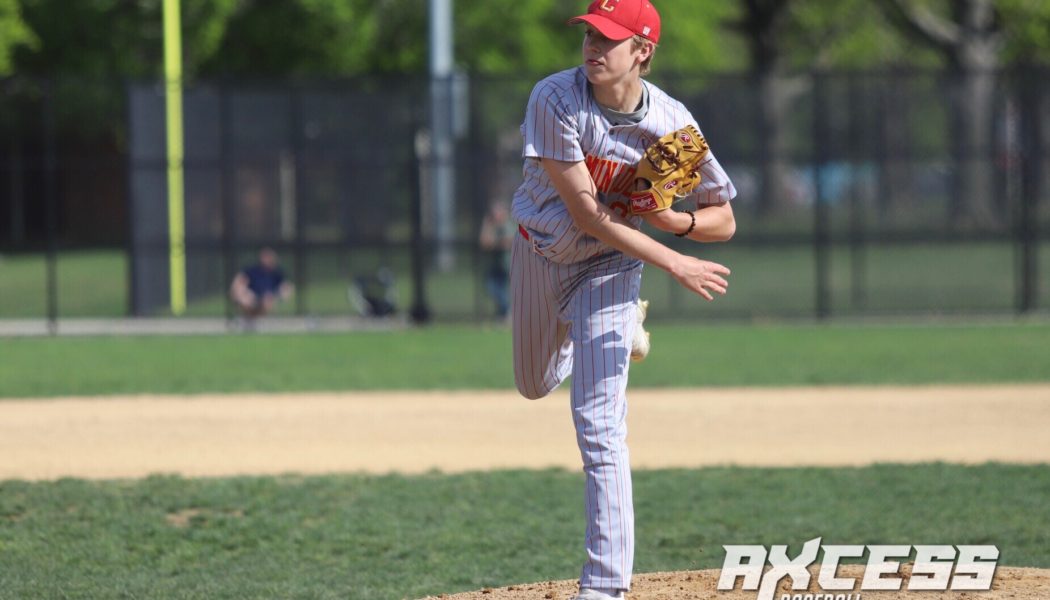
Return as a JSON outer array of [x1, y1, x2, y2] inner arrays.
[[630, 298, 651, 363], [574, 588, 625, 600]]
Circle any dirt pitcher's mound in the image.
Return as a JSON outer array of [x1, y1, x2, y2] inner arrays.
[[422, 565, 1050, 599]]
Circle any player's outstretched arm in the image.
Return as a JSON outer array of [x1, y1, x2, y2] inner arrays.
[[640, 202, 736, 242], [541, 158, 730, 301]]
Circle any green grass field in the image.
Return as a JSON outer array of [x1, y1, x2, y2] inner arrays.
[[3, 242, 1049, 319], [1, 322, 1048, 397], [1, 465, 1047, 599]]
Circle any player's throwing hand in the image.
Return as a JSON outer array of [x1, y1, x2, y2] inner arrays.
[[670, 255, 731, 301]]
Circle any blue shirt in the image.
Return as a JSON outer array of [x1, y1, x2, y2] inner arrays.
[[242, 265, 285, 298]]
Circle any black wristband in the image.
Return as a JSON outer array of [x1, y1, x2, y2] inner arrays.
[[674, 210, 696, 238]]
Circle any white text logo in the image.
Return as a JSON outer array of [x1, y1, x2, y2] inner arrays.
[[718, 538, 999, 600]]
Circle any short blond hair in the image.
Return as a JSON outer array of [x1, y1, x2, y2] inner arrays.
[[632, 35, 657, 76]]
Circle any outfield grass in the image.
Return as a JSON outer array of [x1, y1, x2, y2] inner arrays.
[[4, 242, 1049, 319], [0, 464, 1046, 599], [0, 250, 129, 318], [0, 322, 1048, 398]]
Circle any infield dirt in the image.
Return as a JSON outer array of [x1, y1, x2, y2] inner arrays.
[[1, 385, 1048, 480]]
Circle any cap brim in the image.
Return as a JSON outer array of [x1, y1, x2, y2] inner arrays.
[[567, 14, 635, 41]]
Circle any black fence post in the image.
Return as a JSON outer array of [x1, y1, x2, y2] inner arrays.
[[220, 84, 236, 323], [43, 80, 59, 334], [124, 79, 138, 317], [874, 73, 892, 232], [848, 72, 867, 311], [409, 146, 431, 325], [754, 69, 775, 219], [812, 71, 832, 320], [469, 76, 485, 321], [289, 87, 307, 317], [9, 122, 26, 247], [1018, 65, 1041, 313]]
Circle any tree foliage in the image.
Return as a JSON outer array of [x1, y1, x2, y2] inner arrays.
[[654, 2, 745, 73], [202, 0, 742, 77], [198, 0, 376, 77], [13, 0, 238, 78], [725, 0, 943, 72], [0, 0, 36, 75], [455, 1, 742, 76], [874, 0, 1050, 67], [8, 0, 741, 79], [990, 0, 1050, 64], [787, 0, 939, 68], [6, 0, 1050, 78], [869, 0, 1049, 227]]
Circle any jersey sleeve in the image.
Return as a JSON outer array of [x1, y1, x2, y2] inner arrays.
[[521, 80, 585, 163], [682, 110, 737, 207], [692, 150, 738, 207]]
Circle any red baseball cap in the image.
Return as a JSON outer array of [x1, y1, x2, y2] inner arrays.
[[568, 0, 661, 44]]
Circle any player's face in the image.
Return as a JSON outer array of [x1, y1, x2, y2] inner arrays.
[[581, 26, 643, 86], [260, 249, 278, 269]]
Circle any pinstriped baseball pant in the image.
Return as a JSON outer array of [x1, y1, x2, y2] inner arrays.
[[511, 233, 642, 591]]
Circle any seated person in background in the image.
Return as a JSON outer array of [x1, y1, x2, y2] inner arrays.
[[230, 247, 294, 320]]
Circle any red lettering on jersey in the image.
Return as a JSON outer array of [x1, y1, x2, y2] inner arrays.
[[599, 161, 618, 191], [586, 154, 631, 194], [586, 155, 606, 190], [610, 164, 638, 196], [585, 154, 602, 175]]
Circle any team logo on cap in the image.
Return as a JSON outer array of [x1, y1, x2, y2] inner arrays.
[[599, 0, 620, 11]]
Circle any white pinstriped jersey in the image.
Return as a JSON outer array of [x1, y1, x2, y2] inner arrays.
[[512, 66, 737, 264]]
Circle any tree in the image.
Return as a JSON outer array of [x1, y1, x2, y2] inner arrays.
[[728, 0, 940, 216], [10, 0, 743, 79], [14, 0, 238, 78], [729, 1, 897, 214], [341, 0, 734, 75], [455, 0, 577, 74], [8, 0, 240, 245], [198, 0, 376, 77], [633, 2, 750, 73], [727, 0, 796, 216], [872, 0, 1043, 227], [998, 0, 1050, 64], [785, 0, 938, 68], [198, 0, 577, 77], [0, 0, 36, 75], [460, 1, 740, 76]]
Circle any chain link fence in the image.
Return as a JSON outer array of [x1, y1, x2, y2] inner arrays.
[[1, 68, 1047, 328]]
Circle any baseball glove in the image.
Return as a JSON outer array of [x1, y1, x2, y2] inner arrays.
[[629, 125, 709, 215]]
